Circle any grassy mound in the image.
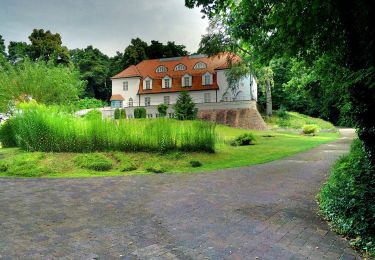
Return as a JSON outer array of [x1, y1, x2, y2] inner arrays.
[[266, 111, 336, 130]]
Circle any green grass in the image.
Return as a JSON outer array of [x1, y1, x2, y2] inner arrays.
[[1, 105, 216, 153], [265, 111, 336, 130], [0, 125, 340, 178]]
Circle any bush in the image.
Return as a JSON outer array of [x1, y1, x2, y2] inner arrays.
[[114, 108, 121, 119], [157, 104, 168, 117], [74, 153, 112, 171], [0, 119, 17, 147], [120, 109, 126, 119], [73, 98, 107, 110], [231, 133, 256, 146], [84, 110, 102, 120], [120, 161, 138, 172], [189, 160, 202, 167], [302, 124, 320, 135], [174, 91, 197, 120], [146, 165, 166, 173], [134, 107, 146, 118], [318, 139, 375, 256], [277, 105, 288, 119], [6, 106, 216, 153], [0, 162, 8, 172]]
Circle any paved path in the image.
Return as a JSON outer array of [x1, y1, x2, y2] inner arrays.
[[0, 129, 361, 259]]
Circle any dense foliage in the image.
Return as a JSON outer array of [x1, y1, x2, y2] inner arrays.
[[174, 91, 197, 120], [157, 104, 168, 117], [186, 0, 374, 255], [0, 59, 84, 110], [134, 107, 146, 119], [318, 140, 375, 256], [1, 105, 216, 153], [231, 133, 256, 146]]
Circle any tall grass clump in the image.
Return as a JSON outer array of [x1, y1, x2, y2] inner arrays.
[[6, 105, 216, 153]]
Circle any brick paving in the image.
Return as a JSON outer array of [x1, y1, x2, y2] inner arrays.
[[0, 129, 361, 259]]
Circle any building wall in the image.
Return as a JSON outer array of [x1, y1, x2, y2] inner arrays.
[[111, 77, 140, 107]]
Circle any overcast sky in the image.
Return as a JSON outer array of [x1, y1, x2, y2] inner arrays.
[[0, 0, 208, 56]]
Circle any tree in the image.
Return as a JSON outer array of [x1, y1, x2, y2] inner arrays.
[[28, 29, 70, 65], [257, 67, 274, 116], [147, 40, 165, 59], [174, 91, 197, 120], [70, 46, 110, 100], [134, 107, 146, 118], [122, 38, 148, 68], [163, 41, 189, 57], [7, 41, 29, 63], [157, 104, 168, 117], [186, 0, 375, 162], [0, 35, 5, 56], [0, 59, 84, 109]]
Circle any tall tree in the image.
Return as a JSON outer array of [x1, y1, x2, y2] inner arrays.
[[0, 35, 5, 56], [186, 0, 375, 162], [147, 40, 165, 59], [28, 29, 70, 65], [7, 41, 29, 63], [122, 38, 148, 67], [70, 46, 110, 100]]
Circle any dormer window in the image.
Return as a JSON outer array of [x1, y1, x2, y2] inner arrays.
[[143, 77, 153, 90], [174, 64, 186, 71], [202, 72, 213, 85], [181, 73, 192, 87], [156, 66, 167, 73], [194, 62, 207, 69], [162, 76, 172, 89]]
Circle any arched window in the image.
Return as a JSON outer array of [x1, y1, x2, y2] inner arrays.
[[194, 62, 207, 69], [174, 64, 186, 71], [155, 66, 167, 73], [128, 98, 133, 107]]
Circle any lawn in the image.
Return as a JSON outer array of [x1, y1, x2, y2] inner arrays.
[[0, 124, 340, 178]]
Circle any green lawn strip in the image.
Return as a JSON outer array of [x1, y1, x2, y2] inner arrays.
[[0, 127, 340, 178]]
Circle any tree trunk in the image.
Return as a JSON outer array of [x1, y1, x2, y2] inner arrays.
[[265, 79, 272, 116]]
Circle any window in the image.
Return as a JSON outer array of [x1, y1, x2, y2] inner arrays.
[[145, 97, 151, 107], [194, 62, 207, 69], [147, 114, 153, 118], [164, 78, 171, 88], [145, 80, 151, 90], [127, 115, 134, 119], [168, 113, 175, 118], [128, 98, 133, 107], [205, 75, 211, 85], [123, 81, 128, 91], [184, 76, 190, 87], [204, 93, 211, 103], [164, 96, 170, 105], [175, 64, 186, 71], [156, 66, 167, 73]]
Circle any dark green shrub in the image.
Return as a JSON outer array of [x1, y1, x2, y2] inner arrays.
[[146, 165, 166, 173], [189, 160, 202, 167], [277, 105, 288, 119], [318, 139, 375, 256], [231, 133, 256, 146], [74, 153, 112, 171], [0, 119, 17, 147], [302, 124, 320, 135], [73, 98, 107, 110], [114, 108, 121, 119], [174, 91, 197, 120], [157, 104, 168, 117], [134, 107, 146, 118], [120, 109, 126, 119]]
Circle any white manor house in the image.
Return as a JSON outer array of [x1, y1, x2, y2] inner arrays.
[[110, 53, 258, 117]]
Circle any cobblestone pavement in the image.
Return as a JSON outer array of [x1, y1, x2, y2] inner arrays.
[[0, 129, 361, 259]]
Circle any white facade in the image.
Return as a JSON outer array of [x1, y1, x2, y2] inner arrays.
[[111, 70, 257, 108]]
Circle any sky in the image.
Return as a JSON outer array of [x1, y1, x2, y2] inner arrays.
[[0, 0, 208, 56]]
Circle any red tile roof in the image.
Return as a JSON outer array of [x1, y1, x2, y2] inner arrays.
[[111, 53, 240, 94], [110, 94, 125, 101]]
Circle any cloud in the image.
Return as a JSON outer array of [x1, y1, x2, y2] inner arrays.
[[0, 0, 208, 56]]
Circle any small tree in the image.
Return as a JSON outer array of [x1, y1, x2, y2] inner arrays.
[[134, 107, 146, 118], [157, 104, 168, 117], [174, 91, 197, 120], [257, 67, 274, 117]]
